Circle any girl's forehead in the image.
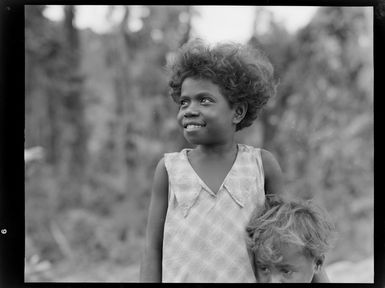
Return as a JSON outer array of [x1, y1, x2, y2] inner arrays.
[[181, 77, 221, 93], [255, 242, 308, 264]]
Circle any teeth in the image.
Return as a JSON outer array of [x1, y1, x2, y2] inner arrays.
[[186, 124, 202, 129]]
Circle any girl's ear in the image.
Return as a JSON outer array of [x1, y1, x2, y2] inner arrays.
[[233, 102, 248, 124]]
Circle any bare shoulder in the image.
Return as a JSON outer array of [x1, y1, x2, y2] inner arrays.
[[155, 157, 166, 172], [260, 149, 282, 175], [260, 149, 284, 197], [153, 157, 168, 194]]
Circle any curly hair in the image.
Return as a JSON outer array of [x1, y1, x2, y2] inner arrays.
[[166, 39, 277, 131], [246, 197, 336, 264]]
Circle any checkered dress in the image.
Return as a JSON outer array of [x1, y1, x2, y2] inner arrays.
[[162, 144, 265, 282]]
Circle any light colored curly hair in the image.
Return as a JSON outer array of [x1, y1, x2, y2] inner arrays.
[[246, 196, 336, 264]]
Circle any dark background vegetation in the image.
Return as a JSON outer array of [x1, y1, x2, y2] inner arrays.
[[24, 5, 373, 282]]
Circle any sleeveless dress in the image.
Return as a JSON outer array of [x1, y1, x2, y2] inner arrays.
[[162, 144, 266, 283]]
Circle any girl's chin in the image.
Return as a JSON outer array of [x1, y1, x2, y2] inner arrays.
[[183, 137, 219, 147], [184, 138, 202, 145], [183, 135, 205, 145]]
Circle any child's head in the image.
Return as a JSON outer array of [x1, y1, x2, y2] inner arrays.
[[167, 39, 276, 132], [246, 197, 336, 283]]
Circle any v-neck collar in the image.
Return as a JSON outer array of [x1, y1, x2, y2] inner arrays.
[[182, 144, 245, 207]]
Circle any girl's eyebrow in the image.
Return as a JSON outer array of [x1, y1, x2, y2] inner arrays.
[[180, 92, 215, 99], [255, 259, 270, 266], [179, 95, 189, 100], [255, 259, 297, 270], [276, 263, 297, 270]]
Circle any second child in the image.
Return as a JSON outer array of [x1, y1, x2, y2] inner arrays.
[[246, 197, 336, 283]]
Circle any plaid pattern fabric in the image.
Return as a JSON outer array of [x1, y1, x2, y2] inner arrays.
[[162, 144, 265, 282]]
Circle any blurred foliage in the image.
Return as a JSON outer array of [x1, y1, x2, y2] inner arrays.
[[25, 5, 373, 282], [248, 7, 373, 264]]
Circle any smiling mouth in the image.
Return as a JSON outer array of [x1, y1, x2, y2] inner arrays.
[[184, 123, 206, 131]]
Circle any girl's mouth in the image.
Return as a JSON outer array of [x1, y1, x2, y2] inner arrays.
[[184, 123, 206, 131]]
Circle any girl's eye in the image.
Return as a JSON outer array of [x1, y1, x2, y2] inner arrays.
[[259, 266, 270, 274], [180, 99, 188, 106], [201, 98, 212, 104], [282, 269, 293, 277]]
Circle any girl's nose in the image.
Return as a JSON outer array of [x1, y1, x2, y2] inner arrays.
[[269, 274, 283, 283], [184, 107, 200, 117]]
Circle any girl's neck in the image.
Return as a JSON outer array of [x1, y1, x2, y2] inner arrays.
[[196, 141, 238, 158]]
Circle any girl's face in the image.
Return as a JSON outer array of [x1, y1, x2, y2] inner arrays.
[[177, 77, 237, 146], [254, 243, 319, 283]]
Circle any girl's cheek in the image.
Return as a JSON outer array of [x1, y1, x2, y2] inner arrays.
[[176, 109, 183, 120], [176, 112, 185, 127]]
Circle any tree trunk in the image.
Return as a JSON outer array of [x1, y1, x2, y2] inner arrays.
[[63, 5, 87, 180]]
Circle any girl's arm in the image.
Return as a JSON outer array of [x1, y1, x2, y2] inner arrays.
[[139, 157, 169, 282], [260, 149, 285, 199]]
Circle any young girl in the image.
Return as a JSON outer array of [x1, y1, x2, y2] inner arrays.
[[139, 39, 283, 282], [246, 196, 336, 283]]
